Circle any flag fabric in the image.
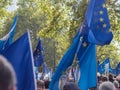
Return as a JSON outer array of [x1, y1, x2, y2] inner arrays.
[[98, 58, 110, 74], [109, 63, 120, 75], [43, 63, 50, 74], [33, 37, 44, 67], [49, 27, 81, 90], [48, 68, 53, 80], [78, 43, 97, 90], [76, 35, 89, 61], [43, 63, 52, 80], [85, 0, 113, 45], [110, 68, 117, 75], [34, 67, 39, 80], [0, 15, 18, 52], [98, 63, 104, 75], [2, 32, 36, 90], [108, 67, 115, 75], [115, 63, 120, 76]]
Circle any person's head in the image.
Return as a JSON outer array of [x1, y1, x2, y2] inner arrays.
[[109, 74, 113, 79], [63, 82, 80, 90], [101, 76, 108, 82], [99, 81, 115, 90], [113, 80, 119, 88], [37, 80, 45, 90], [44, 80, 50, 89], [59, 75, 68, 90], [109, 74, 114, 82], [0, 55, 17, 90]]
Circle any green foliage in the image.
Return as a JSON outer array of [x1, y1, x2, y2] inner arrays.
[[14, 0, 73, 67], [2, 0, 120, 68], [0, 0, 13, 37]]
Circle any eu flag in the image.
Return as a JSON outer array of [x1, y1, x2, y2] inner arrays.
[[76, 35, 89, 61], [78, 43, 97, 90], [33, 37, 44, 67], [85, 0, 113, 45], [108, 63, 114, 74], [2, 32, 36, 90], [115, 63, 120, 76], [0, 15, 18, 52], [98, 58, 110, 74], [110, 64, 120, 75], [49, 27, 81, 90], [43, 63, 50, 74]]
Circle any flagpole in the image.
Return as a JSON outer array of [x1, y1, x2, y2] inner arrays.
[[73, 23, 83, 84], [27, 30, 37, 90], [95, 45, 98, 89], [54, 40, 56, 72]]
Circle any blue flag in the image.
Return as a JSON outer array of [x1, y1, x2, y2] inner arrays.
[[76, 35, 89, 61], [110, 64, 120, 75], [43, 63, 52, 80], [2, 32, 36, 90], [110, 68, 116, 75], [0, 15, 18, 52], [98, 58, 110, 74], [85, 0, 113, 45], [33, 37, 44, 67], [115, 63, 120, 76], [97, 61, 100, 68], [49, 27, 81, 90], [78, 43, 97, 90], [43, 62, 50, 74]]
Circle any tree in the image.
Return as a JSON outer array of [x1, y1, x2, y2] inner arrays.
[[0, 0, 12, 37], [12, 0, 73, 67], [3, 0, 120, 68]]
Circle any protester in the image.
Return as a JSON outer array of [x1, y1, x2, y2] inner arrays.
[[37, 80, 45, 90], [109, 74, 114, 83], [0, 55, 17, 90], [89, 87, 97, 90], [63, 82, 80, 90], [67, 76, 74, 82], [116, 75, 120, 88], [101, 76, 108, 82], [113, 80, 119, 90], [99, 81, 115, 90], [44, 80, 50, 90], [59, 75, 68, 90]]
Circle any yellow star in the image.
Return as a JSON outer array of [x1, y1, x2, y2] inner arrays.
[[102, 4, 106, 8], [100, 18, 104, 22], [99, 10, 103, 14], [83, 42, 87, 47], [103, 24, 107, 28]]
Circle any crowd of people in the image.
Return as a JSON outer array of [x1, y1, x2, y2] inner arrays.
[[0, 55, 120, 90], [36, 73, 120, 90], [97, 73, 120, 90]]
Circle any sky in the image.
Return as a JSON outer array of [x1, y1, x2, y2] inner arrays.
[[7, 0, 18, 12]]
